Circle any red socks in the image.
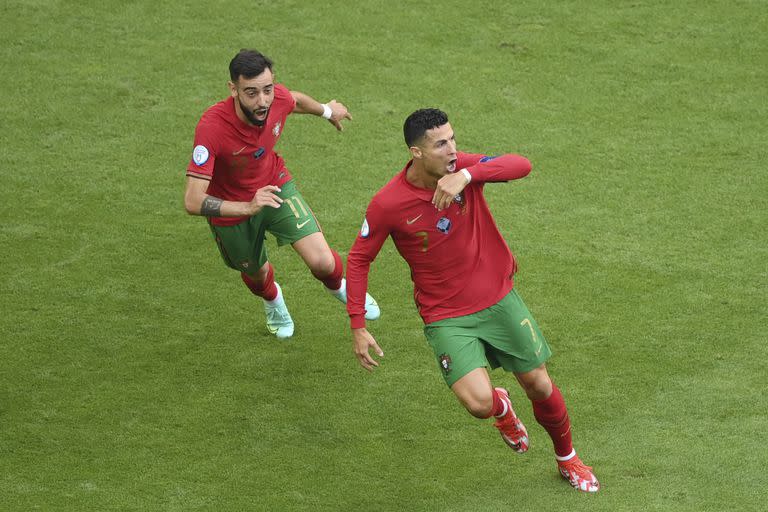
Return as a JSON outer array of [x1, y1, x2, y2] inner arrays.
[[241, 249, 342, 301], [312, 249, 343, 291], [241, 264, 278, 301], [532, 383, 573, 458], [489, 388, 509, 418]]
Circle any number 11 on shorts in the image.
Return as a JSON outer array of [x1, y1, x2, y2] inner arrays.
[[284, 196, 308, 218]]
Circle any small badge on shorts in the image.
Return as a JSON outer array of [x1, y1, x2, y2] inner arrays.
[[253, 147, 265, 159], [439, 353, 452, 375]]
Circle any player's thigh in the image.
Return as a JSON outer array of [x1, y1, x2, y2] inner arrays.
[[424, 316, 488, 388], [265, 180, 322, 246], [479, 289, 553, 374], [208, 218, 269, 274]]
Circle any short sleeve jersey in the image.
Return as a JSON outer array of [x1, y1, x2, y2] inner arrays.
[[186, 84, 296, 226]]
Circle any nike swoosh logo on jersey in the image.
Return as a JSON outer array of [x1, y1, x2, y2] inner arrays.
[[232, 146, 247, 155], [406, 214, 423, 225], [296, 219, 311, 229]]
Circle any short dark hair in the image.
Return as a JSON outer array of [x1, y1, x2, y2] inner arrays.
[[229, 49, 273, 82], [403, 108, 449, 147]]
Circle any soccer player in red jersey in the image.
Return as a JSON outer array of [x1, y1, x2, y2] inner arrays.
[[184, 49, 379, 339], [346, 108, 599, 492]]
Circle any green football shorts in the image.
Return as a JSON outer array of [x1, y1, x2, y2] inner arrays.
[[208, 180, 321, 275], [423, 289, 552, 387]]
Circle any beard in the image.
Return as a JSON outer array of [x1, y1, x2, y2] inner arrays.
[[239, 99, 269, 126]]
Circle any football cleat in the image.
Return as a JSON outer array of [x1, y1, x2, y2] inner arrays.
[[331, 278, 381, 321], [264, 283, 294, 339], [558, 456, 600, 493], [493, 387, 529, 453]]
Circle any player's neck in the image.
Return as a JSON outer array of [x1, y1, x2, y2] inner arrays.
[[406, 161, 438, 190]]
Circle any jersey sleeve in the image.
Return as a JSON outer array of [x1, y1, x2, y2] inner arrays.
[[458, 152, 532, 183], [186, 118, 218, 180], [346, 197, 391, 329], [274, 83, 297, 114]]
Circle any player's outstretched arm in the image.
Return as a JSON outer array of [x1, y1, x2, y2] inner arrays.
[[290, 91, 352, 131], [353, 327, 384, 372], [184, 176, 283, 217]]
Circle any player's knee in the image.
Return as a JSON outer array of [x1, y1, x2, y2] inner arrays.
[[308, 253, 336, 277], [461, 393, 494, 419], [243, 263, 269, 283], [521, 376, 552, 401]]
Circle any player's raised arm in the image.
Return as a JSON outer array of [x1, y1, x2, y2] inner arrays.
[[290, 91, 352, 131], [461, 153, 532, 183], [432, 153, 532, 210]]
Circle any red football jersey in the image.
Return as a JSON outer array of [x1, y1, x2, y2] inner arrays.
[[346, 152, 532, 329], [186, 84, 296, 226]]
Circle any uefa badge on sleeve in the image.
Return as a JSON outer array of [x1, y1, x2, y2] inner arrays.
[[192, 145, 209, 166]]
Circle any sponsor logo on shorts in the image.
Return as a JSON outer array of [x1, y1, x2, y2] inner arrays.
[[296, 219, 311, 229], [439, 353, 452, 375]]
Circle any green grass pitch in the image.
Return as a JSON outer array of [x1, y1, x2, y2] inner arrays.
[[2, 0, 766, 510]]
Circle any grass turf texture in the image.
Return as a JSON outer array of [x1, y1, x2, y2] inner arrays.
[[2, 0, 766, 510]]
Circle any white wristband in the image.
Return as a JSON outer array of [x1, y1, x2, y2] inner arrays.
[[321, 103, 333, 120], [460, 168, 472, 184]]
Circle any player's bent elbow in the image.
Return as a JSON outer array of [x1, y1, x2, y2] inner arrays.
[[183, 196, 201, 216]]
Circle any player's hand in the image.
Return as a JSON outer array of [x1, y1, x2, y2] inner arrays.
[[246, 185, 283, 215], [432, 170, 470, 211], [327, 99, 352, 131], [352, 327, 384, 372]]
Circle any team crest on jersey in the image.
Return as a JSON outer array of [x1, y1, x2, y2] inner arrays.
[[360, 217, 370, 238], [436, 217, 452, 234], [454, 192, 468, 215], [272, 121, 281, 136], [192, 145, 209, 166], [439, 354, 452, 375]]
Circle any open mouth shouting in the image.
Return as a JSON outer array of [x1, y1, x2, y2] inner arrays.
[[447, 158, 458, 173], [239, 99, 270, 126]]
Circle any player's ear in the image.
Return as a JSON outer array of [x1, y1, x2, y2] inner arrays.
[[227, 80, 237, 97], [409, 145, 422, 159]]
